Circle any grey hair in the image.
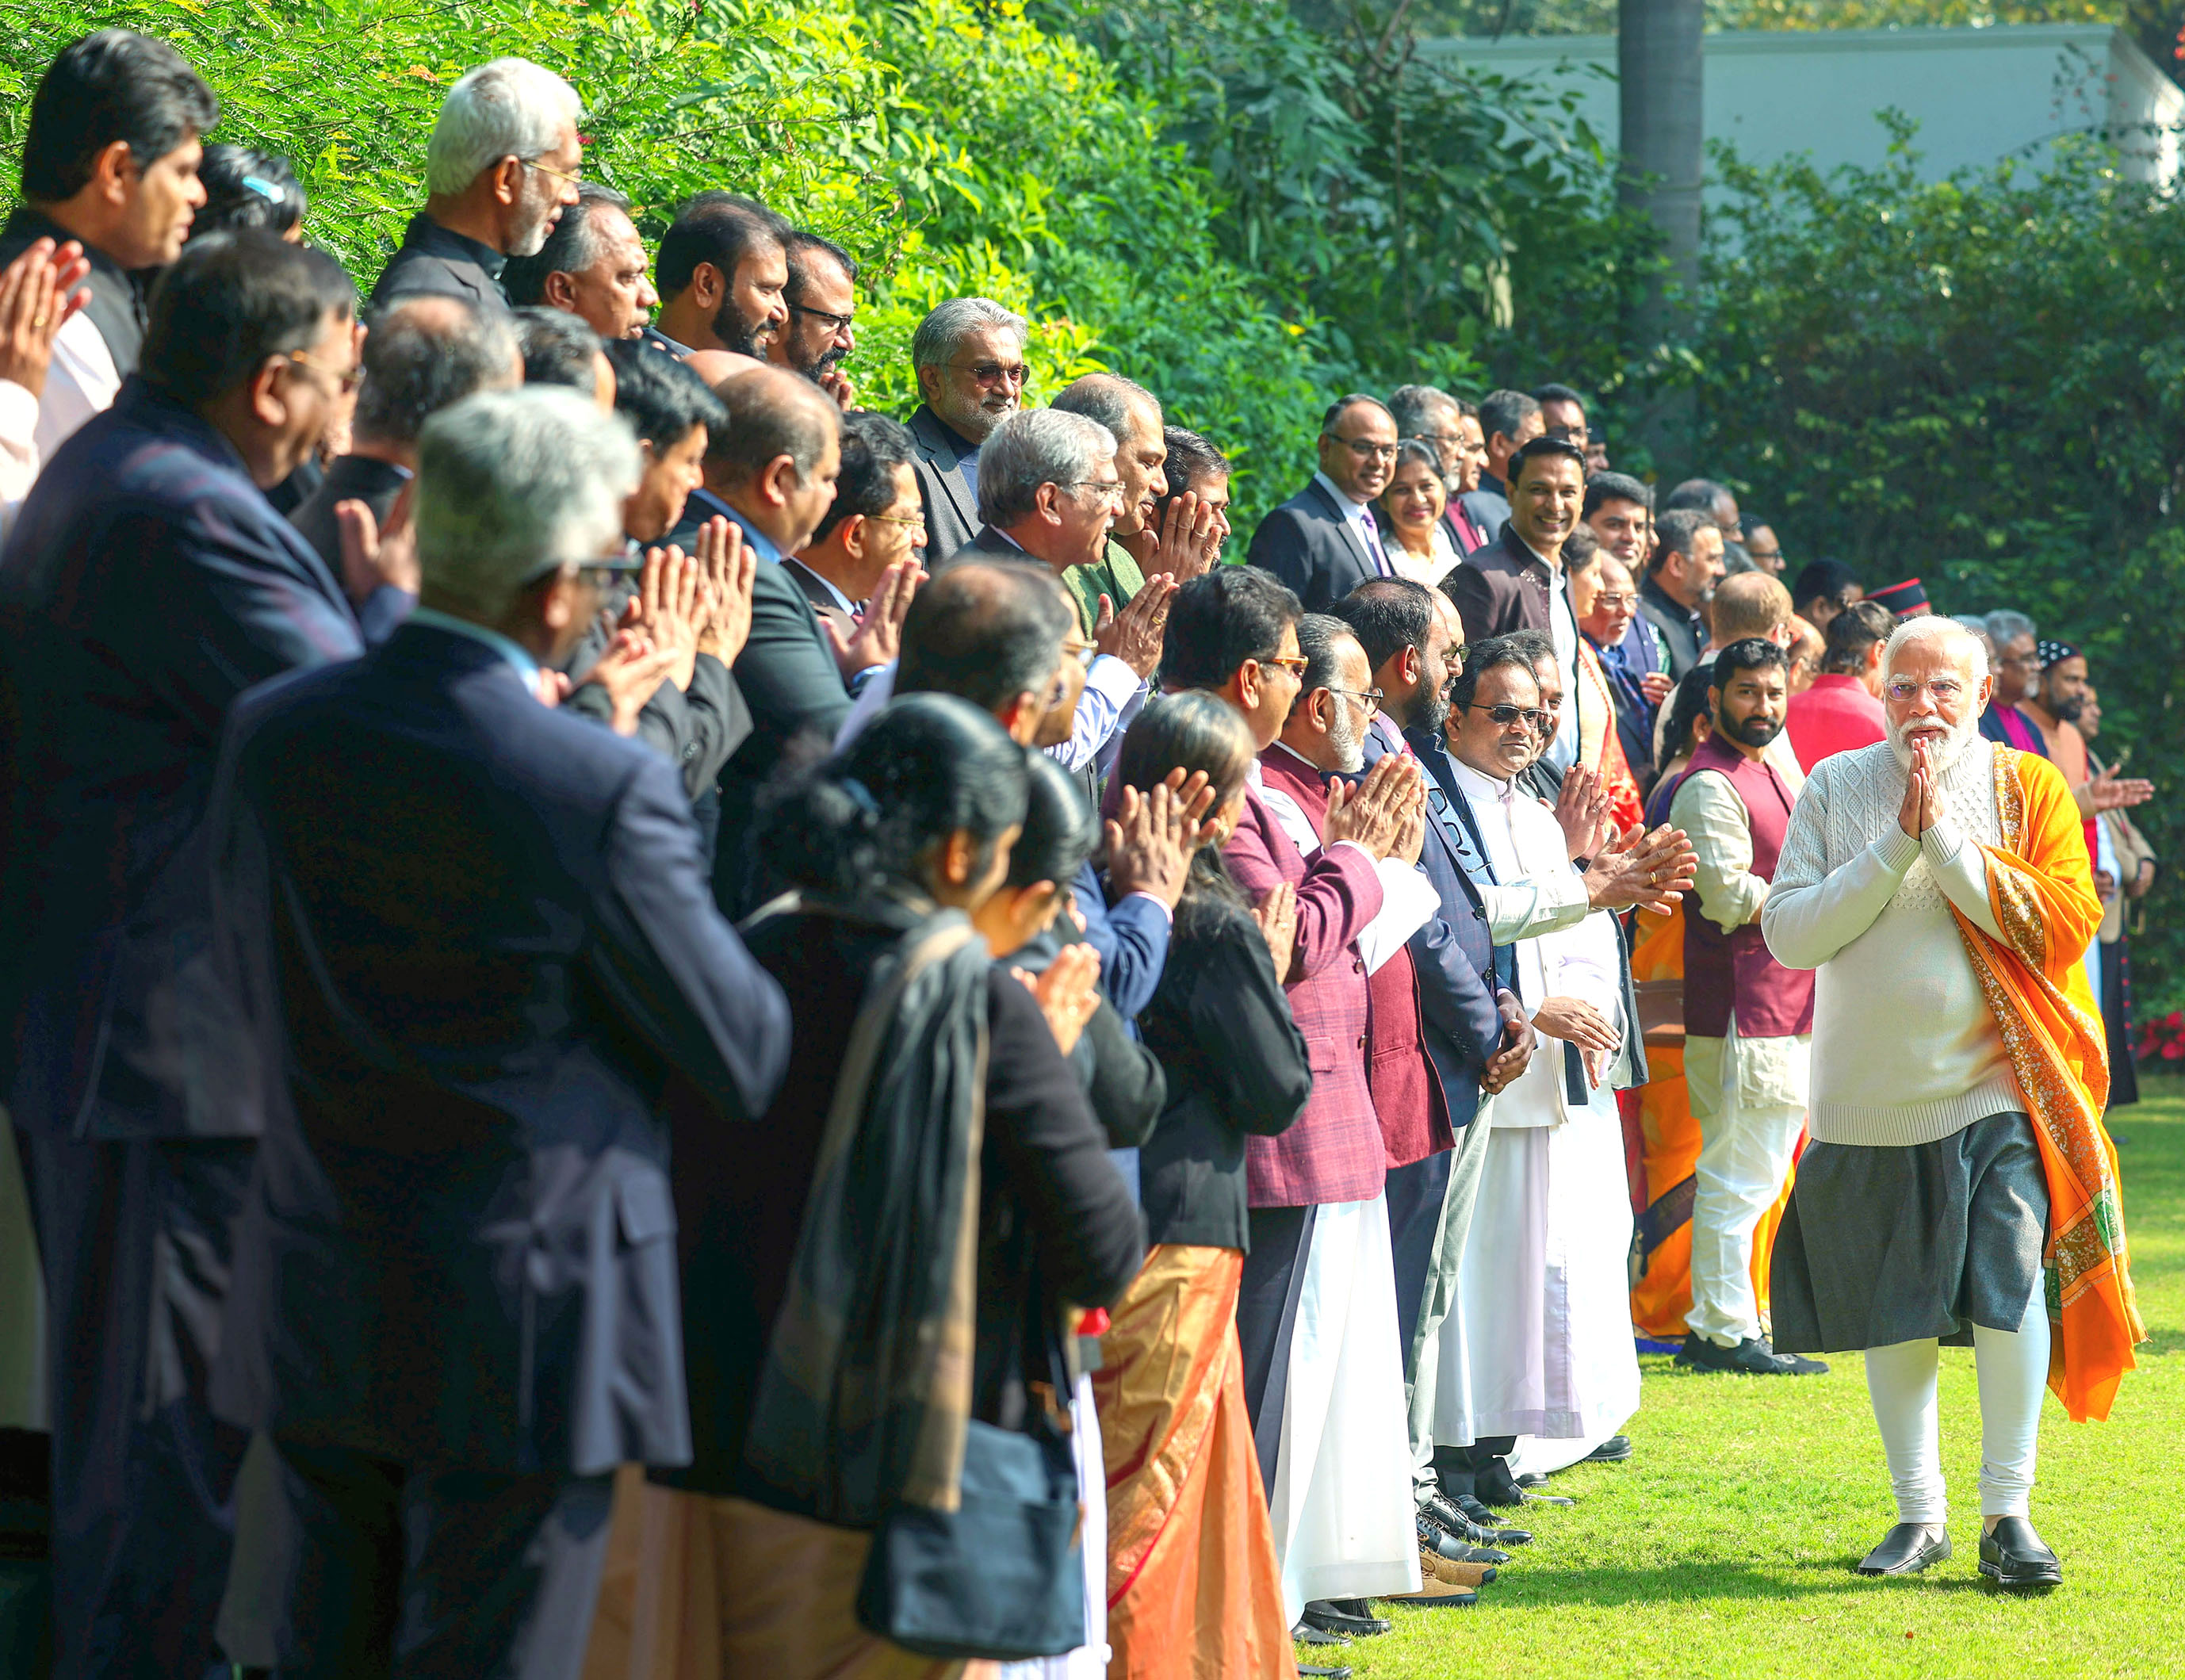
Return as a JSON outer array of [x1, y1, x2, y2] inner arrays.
[[1051, 373, 1159, 446], [1387, 383, 1459, 437], [1884, 614, 1990, 682], [354, 294, 521, 445], [1984, 608, 2037, 647], [425, 58, 584, 195], [911, 297, 1027, 371], [977, 408, 1116, 526], [415, 388, 639, 618]]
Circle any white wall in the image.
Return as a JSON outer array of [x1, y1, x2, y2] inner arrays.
[[1419, 24, 2184, 186]]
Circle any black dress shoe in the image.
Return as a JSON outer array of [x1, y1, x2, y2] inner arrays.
[[1301, 1599, 1390, 1638], [1584, 1434, 1634, 1462], [1856, 1522, 1952, 1576], [1979, 1517, 2062, 1591], [1419, 1504, 1512, 1565], [1297, 1665, 1353, 1679], [1476, 1468, 1575, 1510], [1450, 1491, 1533, 1545], [1676, 1331, 1829, 1376], [1292, 1622, 1349, 1647]]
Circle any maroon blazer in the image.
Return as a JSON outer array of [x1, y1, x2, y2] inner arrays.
[[1257, 750, 1451, 1172], [1679, 734, 1816, 1039], [1222, 771, 1387, 1208], [1443, 525, 1554, 645]]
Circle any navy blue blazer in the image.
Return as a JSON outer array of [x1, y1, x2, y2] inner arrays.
[[1246, 477, 1383, 614], [0, 378, 383, 1142], [1073, 860, 1171, 1027], [206, 624, 791, 1475], [1390, 725, 1510, 1127]]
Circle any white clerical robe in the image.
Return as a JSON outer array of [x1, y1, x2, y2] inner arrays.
[[1432, 760, 1640, 1448]]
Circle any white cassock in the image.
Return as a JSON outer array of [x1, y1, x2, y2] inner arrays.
[[1254, 750, 1435, 1621], [1433, 760, 1640, 1463]]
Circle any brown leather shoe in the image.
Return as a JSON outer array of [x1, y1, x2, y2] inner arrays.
[[1418, 1545, 1496, 1588], [1379, 1574, 1478, 1608]]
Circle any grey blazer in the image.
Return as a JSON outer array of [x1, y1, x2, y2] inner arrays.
[[908, 404, 981, 564]]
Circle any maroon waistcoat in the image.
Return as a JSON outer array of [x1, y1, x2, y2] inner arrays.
[[1680, 734, 1816, 1039]]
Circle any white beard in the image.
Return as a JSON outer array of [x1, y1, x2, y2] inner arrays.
[[1887, 710, 1980, 773], [1327, 708, 1364, 774]]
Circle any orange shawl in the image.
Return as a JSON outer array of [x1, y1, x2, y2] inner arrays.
[[1573, 637, 1647, 835], [1950, 746, 2145, 1422]]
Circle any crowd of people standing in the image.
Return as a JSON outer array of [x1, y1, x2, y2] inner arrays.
[[0, 29, 2158, 1680]]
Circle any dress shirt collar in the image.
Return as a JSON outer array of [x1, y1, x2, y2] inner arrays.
[[406, 606, 541, 689], [403, 212, 507, 283], [1447, 752, 1517, 809], [718, 503, 783, 564], [1312, 469, 1373, 513], [786, 555, 858, 614]]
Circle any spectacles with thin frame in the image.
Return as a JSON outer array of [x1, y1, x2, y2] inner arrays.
[[1467, 701, 1552, 732], [521, 155, 583, 187], [283, 349, 362, 396], [1059, 641, 1096, 668], [865, 509, 927, 530], [1592, 592, 1636, 610], [1325, 686, 1384, 714], [787, 300, 856, 335], [1064, 480, 1126, 506], [948, 360, 1028, 388], [1326, 434, 1399, 463], [1884, 677, 1968, 705], [1265, 655, 1310, 679]]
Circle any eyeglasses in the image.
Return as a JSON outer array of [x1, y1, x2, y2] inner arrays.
[[520, 155, 583, 187], [1265, 655, 1310, 679], [1326, 686, 1383, 714], [1326, 435, 1399, 463], [1064, 480, 1126, 506], [1466, 701, 1552, 732], [865, 509, 927, 530], [787, 300, 855, 335], [1885, 677, 1968, 704], [1592, 592, 1636, 610], [1415, 431, 1464, 450], [283, 349, 362, 396], [1059, 641, 1096, 668], [947, 360, 1027, 388]]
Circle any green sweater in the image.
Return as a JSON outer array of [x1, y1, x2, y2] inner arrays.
[[1058, 540, 1146, 640]]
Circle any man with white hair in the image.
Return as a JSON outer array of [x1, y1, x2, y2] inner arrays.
[[209, 385, 790, 1678], [906, 295, 1028, 561], [373, 56, 584, 318], [1764, 615, 2143, 1592]]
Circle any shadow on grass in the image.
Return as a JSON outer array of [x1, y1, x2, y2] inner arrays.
[[1479, 1558, 2013, 1609]]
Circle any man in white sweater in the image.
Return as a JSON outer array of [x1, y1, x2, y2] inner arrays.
[[1762, 617, 2099, 1592]]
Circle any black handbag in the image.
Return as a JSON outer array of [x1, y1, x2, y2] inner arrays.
[[855, 1321, 1088, 1659]]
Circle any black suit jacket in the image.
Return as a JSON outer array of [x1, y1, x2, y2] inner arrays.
[[907, 404, 981, 564], [0, 380, 388, 1141], [206, 624, 791, 1476], [287, 452, 412, 577], [1246, 477, 1383, 613], [779, 555, 856, 645], [1444, 524, 1553, 645], [369, 213, 513, 319]]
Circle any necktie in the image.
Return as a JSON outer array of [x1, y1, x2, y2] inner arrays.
[[1360, 513, 1391, 577]]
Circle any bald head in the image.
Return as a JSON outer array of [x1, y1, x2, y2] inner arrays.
[[684, 346, 763, 388], [706, 363, 838, 483]]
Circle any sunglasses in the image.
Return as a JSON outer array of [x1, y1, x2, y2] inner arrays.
[[1467, 701, 1552, 732]]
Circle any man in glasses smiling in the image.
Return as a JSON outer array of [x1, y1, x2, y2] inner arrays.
[[906, 295, 1030, 563], [1246, 391, 1404, 612]]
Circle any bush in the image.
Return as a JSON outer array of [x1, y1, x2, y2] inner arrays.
[[1697, 124, 2185, 1009]]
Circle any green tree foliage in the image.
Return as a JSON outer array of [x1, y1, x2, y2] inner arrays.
[[1696, 128, 2185, 1003]]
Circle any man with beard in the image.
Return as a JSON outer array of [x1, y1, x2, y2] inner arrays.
[[373, 58, 583, 320], [2022, 641, 2152, 823], [649, 191, 790, 361], [1637, 507, 1722, 680], [905, 295, 1027, 562], [1665, 639, 1826, 1376], [1764, 618, 2142, 1589], [769, 229, 857, 408]]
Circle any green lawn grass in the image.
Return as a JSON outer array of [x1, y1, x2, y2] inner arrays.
[[1339, 1075, 2185, 1679]]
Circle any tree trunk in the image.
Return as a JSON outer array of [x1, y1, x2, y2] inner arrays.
[[1619, 0, 1703, 476]]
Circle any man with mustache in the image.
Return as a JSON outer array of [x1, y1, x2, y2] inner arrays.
[[649, 191, 790, 362], [1666, 638, 1825, 1377], [1763, 618, 2143, 1591], [769, 229, 857, 407], [905, 295, 1028, 563]]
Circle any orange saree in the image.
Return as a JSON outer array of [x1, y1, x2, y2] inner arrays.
[[1952, 747, 2145, 1422], [1091, 1246, 1290, 1680]]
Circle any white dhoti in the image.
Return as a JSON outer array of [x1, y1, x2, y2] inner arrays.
[[1267, 1192, 1420, 1624]]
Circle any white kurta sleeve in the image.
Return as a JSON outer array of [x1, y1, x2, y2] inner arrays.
[[1477, 871, 1592, 945], [1358, 857, 1440, 974], [1670, 768, 1769, 935], [1922, 817, 2007, 943], [1762, 763, 1919, 970], [0, 379, 40, 505]]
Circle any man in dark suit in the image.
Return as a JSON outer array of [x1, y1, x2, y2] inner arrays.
[[905, 296, 1029, 563], [1456, 389, 1544, 547], [784, 408, 928, 644], [289, 293, 520, 584], [1245, 392, 1401, 612], [0, 232, 396, 1678], [1636, 507, 1723, 680], [372, 58, 584, 318], [208, 386, 790, 1678]]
